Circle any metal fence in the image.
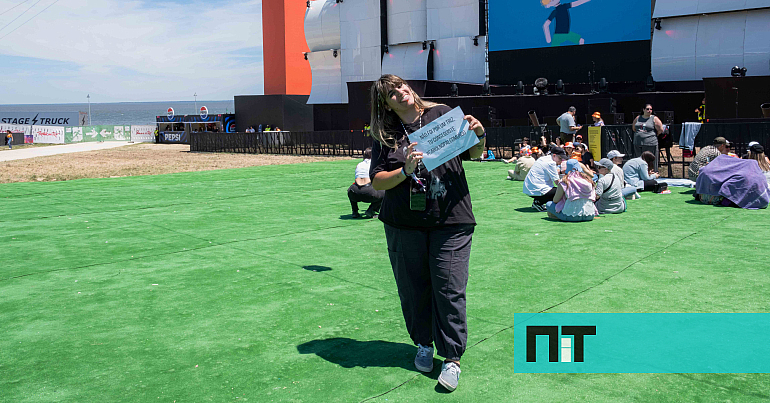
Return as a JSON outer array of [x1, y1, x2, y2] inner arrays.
[[192, 122, 770, 178], [191, 131, 371, 156]]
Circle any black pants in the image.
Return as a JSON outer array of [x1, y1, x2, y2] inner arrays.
[[347, 183, 384, 214], [639, 179, 658, 192], [529, 187, 558, 205], [384, 223, 474, 362]]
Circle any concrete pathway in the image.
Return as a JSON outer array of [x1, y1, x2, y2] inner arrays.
[[0, 142, 138, 162]]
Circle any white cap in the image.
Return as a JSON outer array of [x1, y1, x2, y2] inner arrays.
[[607, 150, 626, 159], [748, 141, 759, 148]]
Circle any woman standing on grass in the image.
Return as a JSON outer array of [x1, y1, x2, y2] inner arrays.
[[368, 74, 486, 392], [632, 104, 664, 170]]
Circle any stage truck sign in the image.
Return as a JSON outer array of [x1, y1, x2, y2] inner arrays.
[[407, 107, 479, 172], [0, 112, 82, 126], [32, 125, 65, 144]]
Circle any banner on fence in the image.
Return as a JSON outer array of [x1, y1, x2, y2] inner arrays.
[[131, 125, 156, 142], [160, 131, 189, 144], [32, 125, 65, 144], [78, 125, 131, 142], [407, 107, 479, 172], [1, 124, 31, 138]]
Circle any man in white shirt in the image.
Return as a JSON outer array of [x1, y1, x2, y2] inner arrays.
[[557, 106, 582, 144], [523, 147, 568, 211]]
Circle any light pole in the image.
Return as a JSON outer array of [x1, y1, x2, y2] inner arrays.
[[194, 92, 197, 115], [87, 94, 92, 125]]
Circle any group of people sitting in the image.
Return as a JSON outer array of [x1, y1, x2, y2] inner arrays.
[[688, 138, 770, 208], [510, 134, 769, 218], [517, 142, 646, 221], [349, 136, 770, 219]]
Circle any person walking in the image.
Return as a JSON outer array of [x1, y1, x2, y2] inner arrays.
[[5, 130, 12, 149], [369, 74, 486, 392], [632, 104, 664, 170]]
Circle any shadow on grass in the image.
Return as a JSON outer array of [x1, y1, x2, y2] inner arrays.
[[339, 214, 377, 220], [303, 265, 332, 272], [297, 338, 439, 374], [514, 207, 542, 213]]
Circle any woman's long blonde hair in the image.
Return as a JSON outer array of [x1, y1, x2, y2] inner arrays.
[[369, 74, 441, 149], [749, 151, 770, 172]]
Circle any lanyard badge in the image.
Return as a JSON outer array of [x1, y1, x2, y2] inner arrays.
[[402, 115, 428, 211]]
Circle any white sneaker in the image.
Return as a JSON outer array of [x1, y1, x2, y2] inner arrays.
[[438, 361, 461, 392], [414, 344, 434, 372]]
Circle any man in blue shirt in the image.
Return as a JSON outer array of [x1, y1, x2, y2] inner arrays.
[[542, 0, 591, 46]]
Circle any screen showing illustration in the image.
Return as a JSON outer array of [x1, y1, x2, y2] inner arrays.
[[489, 0, 651, 51]]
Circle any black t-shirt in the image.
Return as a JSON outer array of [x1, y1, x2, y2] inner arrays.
[[370, 105, 476, 229], [582, 151, 594, 168]]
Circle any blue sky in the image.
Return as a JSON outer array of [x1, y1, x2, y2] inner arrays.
[[0, 0, 264, 104]]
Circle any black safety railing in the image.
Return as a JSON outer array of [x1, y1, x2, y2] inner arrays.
[[191, 122, 770, 178]]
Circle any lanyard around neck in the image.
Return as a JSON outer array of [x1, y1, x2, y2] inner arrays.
[[400, 110, 422, 137]]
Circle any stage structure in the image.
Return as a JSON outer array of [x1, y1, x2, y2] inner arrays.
[[238, 0, 769, 133], [651, 0, 770, 82], [303, 0, 488, 125]]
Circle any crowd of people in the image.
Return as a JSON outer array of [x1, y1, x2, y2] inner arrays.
[[505, 133, 769, 218], [343, 76, 769, 394]]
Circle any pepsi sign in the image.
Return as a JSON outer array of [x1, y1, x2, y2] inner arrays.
[[167, 107, 175, 119], [200, 106, 208, 119]]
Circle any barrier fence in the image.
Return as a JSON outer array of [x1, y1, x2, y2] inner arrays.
[[191, 123, 770, 178]]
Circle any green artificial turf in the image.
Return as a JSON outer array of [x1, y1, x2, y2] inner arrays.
[[1, 160, 769, 402]]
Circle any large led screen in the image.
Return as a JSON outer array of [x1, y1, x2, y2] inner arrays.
[[489, 0, 651, 51]]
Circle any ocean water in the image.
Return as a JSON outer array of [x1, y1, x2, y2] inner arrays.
[[0, 100, 236, 126]]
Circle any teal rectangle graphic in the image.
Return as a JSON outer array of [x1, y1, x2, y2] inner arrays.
[[513, 313, 770, 373]]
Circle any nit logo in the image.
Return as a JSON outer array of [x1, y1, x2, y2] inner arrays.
[[526, 326, 596, 363]]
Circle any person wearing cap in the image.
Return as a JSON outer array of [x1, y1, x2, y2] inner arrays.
[[507, 148, 535, 181], [594, 158, 626, 214], [523, 146, 568, 211], [557, 106, 582, 144], [607, 150, 638, 199], [623, 151, 660, 192], [632, 104, 664, 171], [687, 137, 731, 182], [591, 112, 604, 126], [545, 159, 597, 222], [747, 143, 770, 185]]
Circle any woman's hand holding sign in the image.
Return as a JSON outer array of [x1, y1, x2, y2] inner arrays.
[[463, 115, 485, 137], [464, 114, 486, 159], [405, 142, 423, 174]]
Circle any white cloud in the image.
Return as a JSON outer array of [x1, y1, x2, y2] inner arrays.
[[0, 0, 264, 103]]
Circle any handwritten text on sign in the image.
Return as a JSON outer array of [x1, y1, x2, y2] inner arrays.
[[407, 107, 479, 172]]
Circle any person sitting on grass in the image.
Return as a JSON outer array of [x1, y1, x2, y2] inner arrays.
[[576, 142, 595, 171], [747, 143, 770, 186], [507, 148, 535, 181], [503, 138, 530, 164], [523, 147, 568, 211], [688, 137, 730, 182], [623, 151, 660, 195], [594, 158, 626, 214], [546, 159, 597, 221], [694, 154, 770, 209], [347, 147, 384, 218]]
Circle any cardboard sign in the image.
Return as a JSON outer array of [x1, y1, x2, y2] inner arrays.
[[407, 107, 479, 171]]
